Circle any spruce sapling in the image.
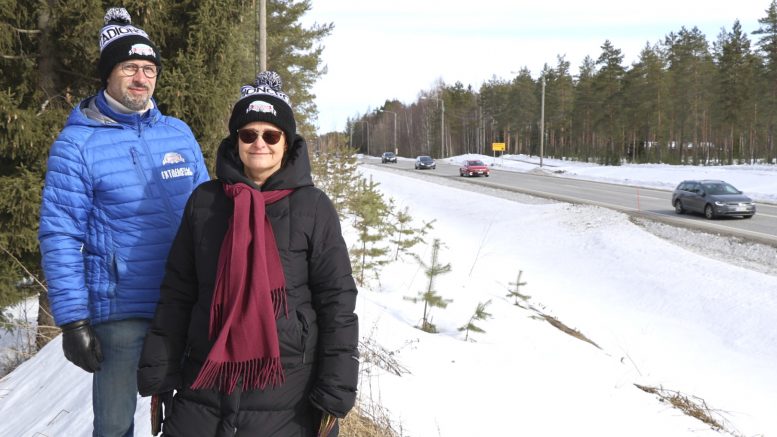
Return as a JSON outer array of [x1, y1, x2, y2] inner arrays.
[[388, 206, 435, 260], [348, 177, 391, 285], [506, 270, 530, 307], [458, 300, 493, 341], [404, 238, 452, 333]]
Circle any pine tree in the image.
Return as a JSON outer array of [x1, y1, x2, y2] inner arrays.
[[592, 39, 626, 165], [626, 43, 668, 163], [458, 300, 492, 341], [0, 0, 75, 339], [571, 56, 598, 161], [388, 206, 434, 261], [664, 27, 716, 164], [506, 270, 530, 307], [404, 239, 452, 333], [508, 68, 538, 155], [715, 20, 760, 164], [267, 0, 334, 138], [348, 177, 391, 285], [311, 144, 361, 217], [752, 0, 777, 163], [544, 55, 575, 159]]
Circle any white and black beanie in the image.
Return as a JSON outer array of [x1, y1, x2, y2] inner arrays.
[[229, 71, 296, 143], [98, 7, 161, 86]]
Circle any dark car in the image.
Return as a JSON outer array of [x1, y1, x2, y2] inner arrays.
[[381, 152, 397, 163], [414, 155, 436, 170], [672, 180, 756, 219], [459, 159, 490, 177]]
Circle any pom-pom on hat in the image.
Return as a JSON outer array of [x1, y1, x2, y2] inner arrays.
[[229, 71, 296, 144], [98, 7, 161, 86]]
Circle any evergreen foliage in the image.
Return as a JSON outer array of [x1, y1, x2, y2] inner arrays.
[[458, 299, 492, 341], [506, 270, 530, 307], [714, 20, 760, 164], [309, 144, 361, 217], [404, 239, 452, 333], [348, 176, 391, 285], [267, 0, 334, 139], [388, 206, 434, 261], [752, 0, 777, 163]]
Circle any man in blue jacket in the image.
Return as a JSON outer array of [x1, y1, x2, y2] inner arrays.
[[38, 7, 210, 436]]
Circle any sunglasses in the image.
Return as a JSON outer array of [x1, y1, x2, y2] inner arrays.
[[237, 129, 284, 145]]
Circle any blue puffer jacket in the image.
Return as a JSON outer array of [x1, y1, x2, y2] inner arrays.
[[39, 91, 210, 326]]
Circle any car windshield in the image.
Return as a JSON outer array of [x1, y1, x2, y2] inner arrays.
[[468, 160, 484, 166], [702, 182, 739, 195], [384, 153, 394, 157], [420, 156, 433, 162]]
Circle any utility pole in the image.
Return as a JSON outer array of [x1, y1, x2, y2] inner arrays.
[[259, 0, 267, 71], [440, 98, 445, 157], [380, 110, 397, 156], [422, 96, 445, 157], [352, 121, 369, 156], [540, 75, 545, 168]]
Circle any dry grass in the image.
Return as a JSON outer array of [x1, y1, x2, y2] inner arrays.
[[634, 384, 746, 437], [344, 328, 415, 437], [540, 314, 601, 349], [340, 403, 401, 437]]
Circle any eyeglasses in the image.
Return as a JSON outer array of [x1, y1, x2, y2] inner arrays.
[[237, 129, 284, 145], [119, 63, 158, 78]]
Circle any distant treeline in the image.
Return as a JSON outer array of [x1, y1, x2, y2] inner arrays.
[[346, 1, 777, 166]]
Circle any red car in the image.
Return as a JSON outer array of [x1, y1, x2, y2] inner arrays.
[[459, 159, 490, 177]]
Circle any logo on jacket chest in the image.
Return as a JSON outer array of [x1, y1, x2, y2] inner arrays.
[[161, 167, 193, 179], [162, 152, 185, 165], [160, 152, 193, 180]]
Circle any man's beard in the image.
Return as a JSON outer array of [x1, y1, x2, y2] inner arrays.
[[119, 86, 150, 111]]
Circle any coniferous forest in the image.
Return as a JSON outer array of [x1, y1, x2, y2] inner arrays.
[[346, 2, 777, 169]]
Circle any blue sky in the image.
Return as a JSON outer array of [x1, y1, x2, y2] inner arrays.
[[302, 0, 771, 133]]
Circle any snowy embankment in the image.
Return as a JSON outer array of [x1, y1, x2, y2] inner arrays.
[[1, 159, 776, 437]]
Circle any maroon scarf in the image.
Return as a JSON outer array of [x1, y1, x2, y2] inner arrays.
[[191, 182, 294, 394]]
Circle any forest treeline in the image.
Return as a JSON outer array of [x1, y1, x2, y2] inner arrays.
[[346, 1, 777, 167]]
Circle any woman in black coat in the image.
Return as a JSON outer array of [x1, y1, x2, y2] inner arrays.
[[138, 71, 359, 437]]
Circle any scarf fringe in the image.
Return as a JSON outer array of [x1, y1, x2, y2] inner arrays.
[[272, 286, 288, 318], [190, 357, 285, 394]]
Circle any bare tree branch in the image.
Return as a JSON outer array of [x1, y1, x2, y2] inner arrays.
[[1, 53, 33, 60], [12, 27, 41, 35]]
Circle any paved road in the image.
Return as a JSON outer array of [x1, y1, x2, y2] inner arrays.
[[365, 156, 777, 246]]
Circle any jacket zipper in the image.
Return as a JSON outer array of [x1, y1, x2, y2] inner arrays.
[[232, 379, 242, 435], [130, 147, 149, 188], [134, 116, 176, 220]]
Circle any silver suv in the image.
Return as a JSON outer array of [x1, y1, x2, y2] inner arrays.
[[672, 180, 755, 219]]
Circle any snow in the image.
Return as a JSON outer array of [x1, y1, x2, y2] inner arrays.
[[1, 156, 776, 437]]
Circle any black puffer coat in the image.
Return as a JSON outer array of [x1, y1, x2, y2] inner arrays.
[[137, 134, 359, 437]]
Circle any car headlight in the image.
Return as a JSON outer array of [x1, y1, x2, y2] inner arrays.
[[714, 201, 726, 206]]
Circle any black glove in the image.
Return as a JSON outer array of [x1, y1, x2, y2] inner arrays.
[[61, 319, 103, 373]]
